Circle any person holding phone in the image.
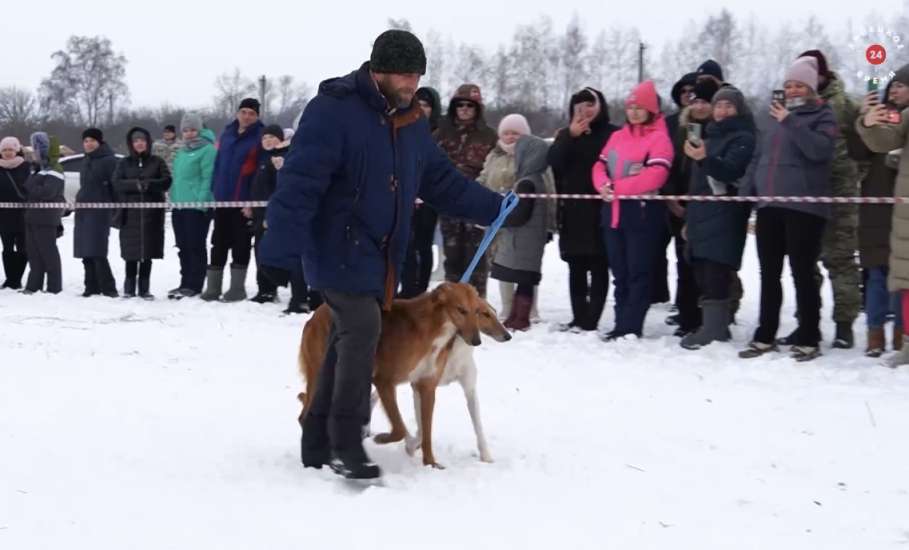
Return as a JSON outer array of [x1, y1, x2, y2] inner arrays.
[[592, 80, 674, 341], [739, 56, 838, 362], [852, 68, 909, 358], [662, 79, 719, 338], [856, 63, 909, 367], [678, 86, 756, 350]]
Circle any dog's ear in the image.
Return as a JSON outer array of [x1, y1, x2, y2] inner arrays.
[[432, 283, 451, 305]]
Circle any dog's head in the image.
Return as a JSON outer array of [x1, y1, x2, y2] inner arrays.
[[432, 282, 483, 346], [477, 298, 512, 343]]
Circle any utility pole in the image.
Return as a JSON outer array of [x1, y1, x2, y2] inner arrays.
[[259, 75, 267, 120], [638, 42, 646, 83]]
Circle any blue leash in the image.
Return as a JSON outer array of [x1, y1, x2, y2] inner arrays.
[[460, 191, 520, 283]]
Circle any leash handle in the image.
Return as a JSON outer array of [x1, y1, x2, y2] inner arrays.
[[459, 191, 520, 284]]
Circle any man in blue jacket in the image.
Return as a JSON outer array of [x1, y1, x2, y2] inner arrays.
[[264, 30, 503, 479]]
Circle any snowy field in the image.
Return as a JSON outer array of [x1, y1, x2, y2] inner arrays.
[[2, 216, 909, 550]]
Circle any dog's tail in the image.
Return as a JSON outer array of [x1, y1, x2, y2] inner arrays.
[[298, 304, 330, 425]]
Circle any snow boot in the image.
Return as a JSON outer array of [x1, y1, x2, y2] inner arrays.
[[200, 267, 224, 302], [499, 280, 514, 321], [832, 322, 854, 349], [894, 326, 904, 352], [681, 300, 732, 350], [221, 264, 248, 303], [866, 328, 886, 358], [123, 276, 137, 298]]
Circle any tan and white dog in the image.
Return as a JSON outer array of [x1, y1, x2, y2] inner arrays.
[[298, 282, 510, 467]]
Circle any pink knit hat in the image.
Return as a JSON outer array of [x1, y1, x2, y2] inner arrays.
[[498, 114, 531, 137], [785, 56, 819, 92], [625, 80, 660, 115], [0, 136, 22, 152]]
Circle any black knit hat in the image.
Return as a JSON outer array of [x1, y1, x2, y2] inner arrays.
[[262, 124, 285, 141], [238, 97, 261, 115], [692, 79, 720, 103], [82, 127, 104, 143], [370, 30, 427, 75], [164, 124, 176, 133], [696, 60, 724, 82]]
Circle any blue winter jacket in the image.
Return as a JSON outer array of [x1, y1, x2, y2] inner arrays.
[[212, 119, 263, 201], [262, 63, 503, 305]]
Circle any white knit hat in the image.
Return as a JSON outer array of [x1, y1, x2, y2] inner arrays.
[[497, 114, 531, 137], [784, 56, 820, 92], [0, 136, 22, 152]]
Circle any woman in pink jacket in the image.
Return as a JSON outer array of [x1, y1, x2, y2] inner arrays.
[[592, 80, 674, 340]]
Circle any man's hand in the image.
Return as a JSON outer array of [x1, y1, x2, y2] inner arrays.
[[242, 207, 253, 219], [683, 140, 706, 161], [863, 103, 891, 127], [770, 101, 790, 123]]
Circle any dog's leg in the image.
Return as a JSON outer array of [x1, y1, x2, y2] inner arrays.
[[415, 379, 443, 469], [373, 379, 408, 444], [405, 385, 422, 456], [460, 363, 493, 463]]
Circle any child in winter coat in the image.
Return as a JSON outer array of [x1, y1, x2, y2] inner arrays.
[[23, 132, 65, 294], [592, 80, 674, 340], [490, 134, 554, 331]]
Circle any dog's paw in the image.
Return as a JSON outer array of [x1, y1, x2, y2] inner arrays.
[[405, 436, 421, 456], [373, 432, 405, 445], [479, 452, 494, 464]]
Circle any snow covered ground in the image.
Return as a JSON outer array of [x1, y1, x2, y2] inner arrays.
[[2, 216, 909, 549]]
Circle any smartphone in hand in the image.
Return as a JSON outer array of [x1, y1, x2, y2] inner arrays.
[[772, 89, 785, 106], [686, 122, 702, 147]]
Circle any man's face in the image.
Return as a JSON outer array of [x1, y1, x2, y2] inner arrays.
[[376, 73, 421, 109], [237, 108, 259, 129], [455, 101, 478, 122], [163, 130, 176, 142], [679, 85, 695, 108], [83, 138, 99, 153]]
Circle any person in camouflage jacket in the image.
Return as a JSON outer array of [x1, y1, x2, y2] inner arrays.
[[433, 84, 497, 296], [152, 125, 181, 173]]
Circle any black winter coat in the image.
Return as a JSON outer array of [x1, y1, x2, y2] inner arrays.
[[0, 161, 29, 234], [74, 143, 118, 258], [24, 168, 66, 227], [547, 88, 618, 260], [112, 128, 172, 261], [685, 114, 756, 270], [251, 145, 288, 228]]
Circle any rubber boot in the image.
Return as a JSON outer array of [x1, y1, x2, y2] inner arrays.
[[221, 264, 248, 303], [504, 293, 533, 332], [200, 267, 224, 302], [681, 300, 732, 350]]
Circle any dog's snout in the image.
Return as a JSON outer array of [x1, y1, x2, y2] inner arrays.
[[470, 333, 482, 346], [501, 331, 513, 342]]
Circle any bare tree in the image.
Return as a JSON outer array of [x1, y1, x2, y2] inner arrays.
[[212, 68, 256, 119], [424, 30, 447, 92], [0, 87, 38, 127], [39, 35, 129, 127], [272, 75, 311, 125], [697, 9, 738, 79], [387, 18, 413, 32], [559, 15, 590, 108]]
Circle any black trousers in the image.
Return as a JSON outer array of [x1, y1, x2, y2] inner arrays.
[[211, 208, 252, 268], [25, 225, 61, 293], [671, 216, 701, 331], [173, 209, 210, 293], [651, 216, 672, 304], [125, 259, 152, 280], [253, 224, 277, 295], [692, 259, 733, 301], [82, 257, 116, 295], [754, 207, 826, 347], [400, 205, 438, 298], [301, 290, 382, 459], [1, 231, 27, 288], [566, 255, 609, 331]]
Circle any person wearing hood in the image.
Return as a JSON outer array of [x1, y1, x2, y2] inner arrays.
[[248, 124, 289, 305], [202, 97, 264, 303], [152, 124, 180, 173], [739, 56, 838, 362], [21, 132, 65, 294], [434, 83, 498, 297], [852, 70, 909, 357], [491, 134, 553, 331], [74, 127, 119, 298], [548, 87, 618, 332], [400, 86, 443, 299], [478, 113, 535, 319], [857, 63, 909, 367], [773, 50, 862, 350], [662, 78, 720, 336], [263, 30, 504, 479], [592, 80, 674, 340], [679, 86, 756, 350], [169, 113, 216, 299], [112, 127, 172, 299], [0, 136, 30, 289]]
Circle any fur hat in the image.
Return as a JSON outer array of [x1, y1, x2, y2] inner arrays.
[[82, 127, 104, 143], [0, 136, 22, 152], [369, 30, 427, 75], [30, 132, 50, 164], [785, 56, 820, 92]]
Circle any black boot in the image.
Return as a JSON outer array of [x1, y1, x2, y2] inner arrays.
[[139, 277, 153, 300], [123, 277, 137, 298], [82, 260, 100, 297], [833, 321, 854, 349], [2, 251, 26, 289], [284, 298, 311, 315]]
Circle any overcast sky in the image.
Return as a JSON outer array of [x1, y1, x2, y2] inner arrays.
[[0, 0, 904, 109]]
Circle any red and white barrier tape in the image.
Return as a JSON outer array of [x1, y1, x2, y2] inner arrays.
[[0, 194, 903, 209]]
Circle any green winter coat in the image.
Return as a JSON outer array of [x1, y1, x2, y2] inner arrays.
[[171, 128, 216, 211], [821, 74, 860, 197]]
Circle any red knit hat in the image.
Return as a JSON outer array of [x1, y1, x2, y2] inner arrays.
[[624, 80, 660, 115]]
